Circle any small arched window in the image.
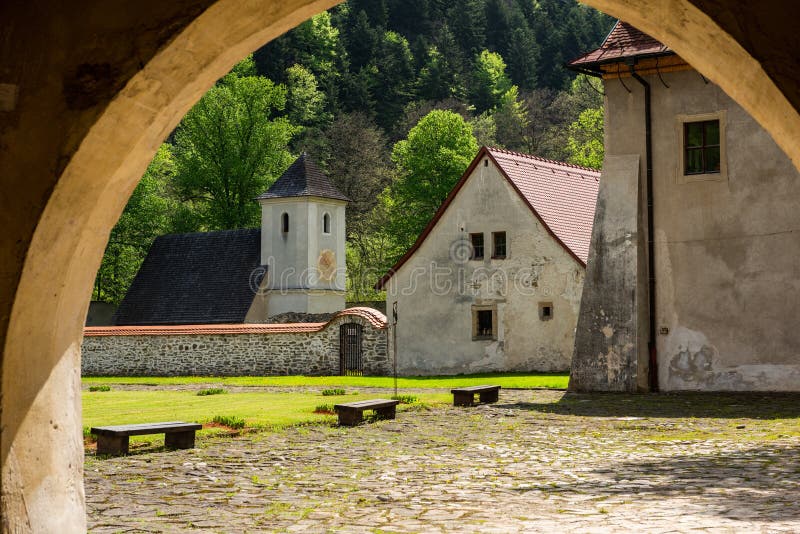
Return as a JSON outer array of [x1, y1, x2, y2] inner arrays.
[[281, 212, 289, 233], [323, 213, 331, 234]]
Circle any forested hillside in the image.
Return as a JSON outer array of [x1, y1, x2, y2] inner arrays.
[[93, 0, 612, 306]]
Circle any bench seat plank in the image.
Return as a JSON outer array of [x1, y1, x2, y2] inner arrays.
[[91, 421, 202, 456], [334, 399, 400, 426], [450, 385, 501, 406]]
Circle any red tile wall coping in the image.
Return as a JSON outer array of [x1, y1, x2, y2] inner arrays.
[[85, 307, 388, 337]]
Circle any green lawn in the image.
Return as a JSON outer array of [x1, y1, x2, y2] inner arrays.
[[82, 372, 569, 390], [83, 388, 452, 446]]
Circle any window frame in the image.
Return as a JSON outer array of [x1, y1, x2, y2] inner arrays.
[[492, 231, 507, 259], [471, 304, 497, 341], [281, 212, 289, 234], [469, 232, 484, 260], [322, 212, 331, 234], [676, 111, 727, 184]]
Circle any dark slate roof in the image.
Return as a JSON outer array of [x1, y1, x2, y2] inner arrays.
[[257, 153, 349, 201], [113, 228, 263, 325], [568, 20, 672, 73]]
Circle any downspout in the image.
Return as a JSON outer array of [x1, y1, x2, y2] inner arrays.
[[628, 61, 659, 393]]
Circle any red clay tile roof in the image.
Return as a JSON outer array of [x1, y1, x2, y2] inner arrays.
[[84, 307, 388, 336], [568, 20, 671, 71], [375, 147, 600, 289]]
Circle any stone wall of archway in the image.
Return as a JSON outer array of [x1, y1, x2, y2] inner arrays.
[[1, 0, 799, 530]]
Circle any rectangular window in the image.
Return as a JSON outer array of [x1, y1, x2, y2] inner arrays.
[[470, 233, 484, 260], [684, 120, 720, 175], [492, 232, 506, 258], [539, 302, 553, 321], [472, 305, 496, 340]]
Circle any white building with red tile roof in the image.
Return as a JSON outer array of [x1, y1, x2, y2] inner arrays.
[[378, 146, 599, 374]]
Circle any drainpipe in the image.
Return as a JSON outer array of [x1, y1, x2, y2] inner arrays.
[[628, 60, 659, 393]]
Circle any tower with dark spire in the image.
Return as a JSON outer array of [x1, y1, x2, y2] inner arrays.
[[256, 154, 349, 316]]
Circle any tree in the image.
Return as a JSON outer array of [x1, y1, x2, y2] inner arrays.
[[388, 110, 478, 248], [470, 49, 512, 113], [566, 106, 604, 169], [370, 30, 416, 131], [492, 85, 529, 151], [93, 145, 177, 304], [172, 65, 298, 230], [285, 64, 330, 128]]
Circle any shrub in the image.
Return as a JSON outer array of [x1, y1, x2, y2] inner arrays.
[[391, 394, 417, 404], [88, 385, 111, 392], [314, 404, 336, 414], [321, 388, 346, 396], [197, 388, 226, 396], [211, 415, 245, 429]]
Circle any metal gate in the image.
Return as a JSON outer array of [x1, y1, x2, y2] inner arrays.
[[339, 323, 363, 376]]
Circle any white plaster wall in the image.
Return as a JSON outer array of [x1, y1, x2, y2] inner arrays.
[[387, 158, 585, 375], [260, 197, 346, 315], [605, 68, 800, 391]]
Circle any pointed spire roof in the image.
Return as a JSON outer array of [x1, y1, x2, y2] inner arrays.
[[257, 153, 349, 202]]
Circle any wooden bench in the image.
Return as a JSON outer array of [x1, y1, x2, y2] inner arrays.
[[451, 385, 501, 406], [90, 421, 202, 456], [334, 399, 400, 426]]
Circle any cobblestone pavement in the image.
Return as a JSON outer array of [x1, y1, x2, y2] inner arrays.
[[85, 389, 800, 533]]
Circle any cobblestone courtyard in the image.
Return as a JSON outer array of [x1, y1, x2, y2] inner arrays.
[[85, 389, 800, 532]]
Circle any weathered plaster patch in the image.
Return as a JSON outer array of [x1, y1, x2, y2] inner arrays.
[[601, 325, 614, 339]]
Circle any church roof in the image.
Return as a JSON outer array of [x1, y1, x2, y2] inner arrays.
[[257, 153, 349, 202], [112, 228, 262, 325], [568, 20, 672, 73], [376, 147, 600, 289]]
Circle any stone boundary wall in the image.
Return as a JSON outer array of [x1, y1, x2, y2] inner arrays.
[[82, 308, 389, 376]]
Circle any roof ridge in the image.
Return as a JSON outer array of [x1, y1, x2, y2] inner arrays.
[[156, 227, 260, 240], [487, 147, 601, 173]]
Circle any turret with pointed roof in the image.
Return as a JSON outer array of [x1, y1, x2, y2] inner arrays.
[[257, 153, 349, 202], [257, 153, 347, 317]]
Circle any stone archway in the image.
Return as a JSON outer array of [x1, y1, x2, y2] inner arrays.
[[2, 0, 799, 531]]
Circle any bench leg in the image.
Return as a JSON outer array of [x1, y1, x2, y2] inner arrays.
[[165, 430, 196, 450], [479, 390, 499, 404], [375, 406, 396, 420], [337, 410, 362, 426], [453, 392, 475, 407], [96, 435, 129, 456]]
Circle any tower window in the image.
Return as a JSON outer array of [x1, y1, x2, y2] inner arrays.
[[539, 302, 553, 321], [323, 213, 331, 234], [281, 213, 289, 234]]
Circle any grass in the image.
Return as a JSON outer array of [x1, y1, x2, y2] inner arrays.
[[82, 389, 452, 446], [211, 414, 245, 429], [82, 372, 569, 390], [321, 388, 347, 396], [391, 394, 418, 404], [197, 388, 226, 396], [88, 385, 111, 392]]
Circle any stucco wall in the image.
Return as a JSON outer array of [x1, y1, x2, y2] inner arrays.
[[387, 157, 585, 375], [82, 314, 388, 376], [600, 67, 800, 391]]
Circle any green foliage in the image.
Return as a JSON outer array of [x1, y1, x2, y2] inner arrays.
[[211, 415, 246, 429], [567, 106, 604, 169], [470, 50, 512, 113], [285, 64, 329, 129], [388, 109, 478, 249], [93, 145, 177, 304], [88, 385, 111, 392], [172, 67, 298, 230], [314, 404, 336, 414], [321, 388, 347, 396], [391, 394, 418, 404], [196, 388, 226, 396]]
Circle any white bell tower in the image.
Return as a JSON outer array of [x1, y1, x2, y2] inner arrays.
[[257, 153, 348, 316]]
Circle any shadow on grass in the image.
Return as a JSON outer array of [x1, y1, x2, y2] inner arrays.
[[516, 442, 800, 521], [497, 391, 800, 420]]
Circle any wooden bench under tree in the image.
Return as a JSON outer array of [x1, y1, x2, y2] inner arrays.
[[90, 421, 203, 456], [451, 385, 502, 407], [334, 399, 400, 426]]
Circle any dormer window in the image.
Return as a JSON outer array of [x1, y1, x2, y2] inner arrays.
[[323, 213, 331, 234], [281, 213, 289, 234]]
